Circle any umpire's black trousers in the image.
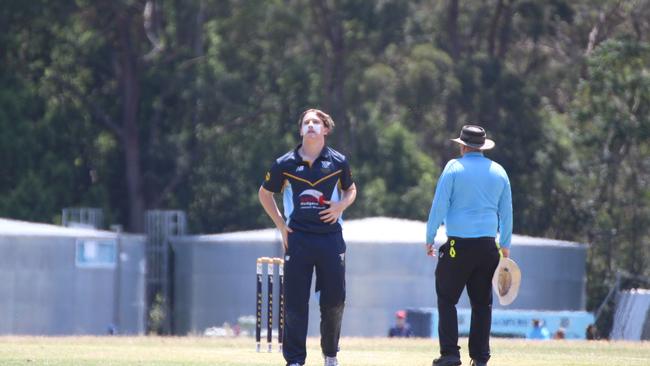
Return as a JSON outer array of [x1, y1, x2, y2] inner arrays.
[[435, 237, 500, 363]]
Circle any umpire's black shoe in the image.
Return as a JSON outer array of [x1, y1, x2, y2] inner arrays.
[[470, 360, 487, 366], [432, 356, 462, 366]]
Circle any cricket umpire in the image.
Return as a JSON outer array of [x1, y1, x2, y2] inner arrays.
[[425, 125, 512, 366], [259, 109, 357, 366]]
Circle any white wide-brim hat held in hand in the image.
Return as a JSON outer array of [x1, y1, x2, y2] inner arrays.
[[492, 257, 521, 306]]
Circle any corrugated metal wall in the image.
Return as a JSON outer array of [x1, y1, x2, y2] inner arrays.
[[0, 234, 146, 335], [0, 218, 587, 337], [171, 240, 283, 335], [170, 235, 588, 337], [610, 289, 650, 340]]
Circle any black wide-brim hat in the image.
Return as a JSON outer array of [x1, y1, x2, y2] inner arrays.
[[451, 125, 495, 150]]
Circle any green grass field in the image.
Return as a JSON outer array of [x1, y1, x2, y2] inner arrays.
[[0, 336, 648, 366]]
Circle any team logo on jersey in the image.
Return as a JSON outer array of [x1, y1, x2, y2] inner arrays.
[[321, 161, 333, 174], [298, 189, 326, 208], [296, 165, 305, 172]]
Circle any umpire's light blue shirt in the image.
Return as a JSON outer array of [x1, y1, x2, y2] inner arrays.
[[426, 152, 513, 248]]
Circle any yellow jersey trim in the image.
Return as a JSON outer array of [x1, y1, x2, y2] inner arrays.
[[282, 169, 342, 187]]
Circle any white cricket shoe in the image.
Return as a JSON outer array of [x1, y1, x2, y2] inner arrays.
[[324, 356, 339, 366]]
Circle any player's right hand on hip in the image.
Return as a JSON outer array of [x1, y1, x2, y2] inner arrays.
[[281, 224, 293, 251], [426, 243, 436, 257]]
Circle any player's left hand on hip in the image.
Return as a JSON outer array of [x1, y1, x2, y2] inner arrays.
[[319, 201, 344, 224]]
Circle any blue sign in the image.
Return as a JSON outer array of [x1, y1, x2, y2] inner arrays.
[[427, 308, 594, 340], [75, 239, 117, 268]]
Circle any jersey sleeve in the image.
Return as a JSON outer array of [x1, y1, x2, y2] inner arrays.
[[497, 170, 513, 248], [426, 160, 456, 244], [262, 160, 285, 193], [339, 158, 354, 190]]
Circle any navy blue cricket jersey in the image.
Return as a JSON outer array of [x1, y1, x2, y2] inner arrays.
[[262, 145, 354, 233]]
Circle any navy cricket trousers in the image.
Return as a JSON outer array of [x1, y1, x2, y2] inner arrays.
[[282, 229, 346, 366], [435, 237, 500, 363]]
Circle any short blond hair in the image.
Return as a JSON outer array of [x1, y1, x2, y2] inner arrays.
[[298, 108, 335, 131]]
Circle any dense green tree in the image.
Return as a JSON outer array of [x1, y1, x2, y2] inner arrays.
[[0, 1, 103, 224], [570, 38, 650, 332]]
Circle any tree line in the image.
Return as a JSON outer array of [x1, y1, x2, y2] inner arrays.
[[1, 0, 649, 334]]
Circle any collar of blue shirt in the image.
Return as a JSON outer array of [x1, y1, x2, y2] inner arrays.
[[293, 144, 331, 163]]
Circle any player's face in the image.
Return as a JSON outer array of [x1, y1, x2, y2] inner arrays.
[[300, 112, 329, 139]]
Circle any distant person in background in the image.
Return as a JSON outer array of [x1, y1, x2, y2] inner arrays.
[[527, 319, 551, 340], [107, 323, 117, 335], [553, 327, 566, 339], [585, 324, 599, 340], [388, 310, 414, 338]]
